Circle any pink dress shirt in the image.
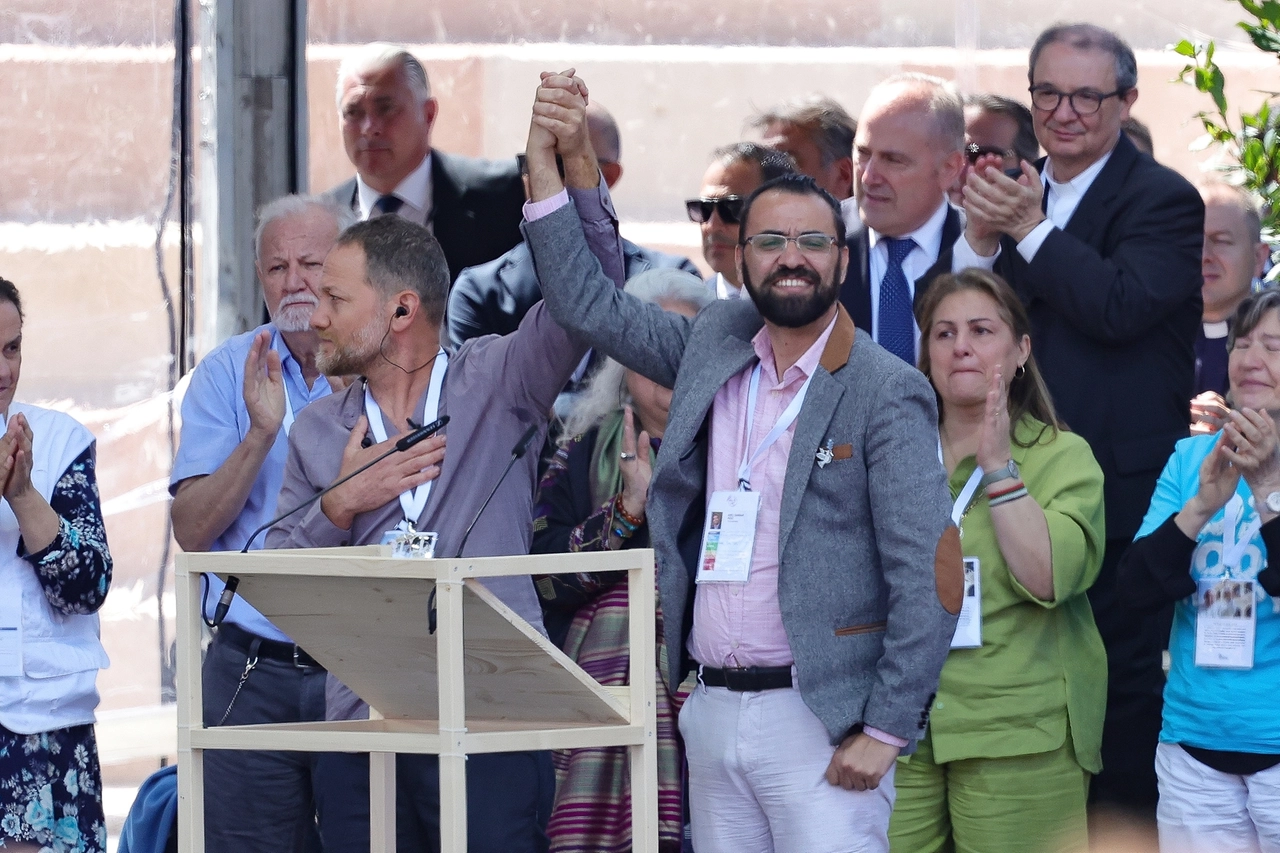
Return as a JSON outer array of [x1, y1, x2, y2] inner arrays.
[[687, 314, 837, 669]]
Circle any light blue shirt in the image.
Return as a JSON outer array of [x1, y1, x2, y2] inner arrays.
[[1136, 433, 1280, 753], [170, 323, 332, 641]]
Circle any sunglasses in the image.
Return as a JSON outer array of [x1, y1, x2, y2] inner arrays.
[[685, 196, 745, 224], [965, 143, 1011, 164]]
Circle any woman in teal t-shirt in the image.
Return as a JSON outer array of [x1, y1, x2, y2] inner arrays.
[[1121, 288, 1280, 853]]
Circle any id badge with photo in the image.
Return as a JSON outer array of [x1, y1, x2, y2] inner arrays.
[[1194, 576, 1256, 670], [950, 557, 982, 649], [0, 597, 21, 677], [695, 490, 761, 584]]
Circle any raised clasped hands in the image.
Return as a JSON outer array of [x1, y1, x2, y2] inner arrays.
[[320, 414, 447, 531], [962, 155, 1045, 254]]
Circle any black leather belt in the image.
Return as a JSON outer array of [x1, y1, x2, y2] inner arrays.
[[217, 622, 324, 670], [698, 665, 793, 691]]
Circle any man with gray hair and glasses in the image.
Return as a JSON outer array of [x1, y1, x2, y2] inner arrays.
[[955, 22, 1204, 818], [170, 193, 351, 853]]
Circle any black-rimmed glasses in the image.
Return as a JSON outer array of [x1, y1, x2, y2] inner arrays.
[[685, 196, 745, 225], [1028, 85, 1127, 116]]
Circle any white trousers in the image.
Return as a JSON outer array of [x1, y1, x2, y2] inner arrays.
[[1156, 742, 1280, 853], [678, 683, 894, 853]]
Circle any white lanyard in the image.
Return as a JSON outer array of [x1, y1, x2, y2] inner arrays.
[[936, 440, 983, 522], [363, 349, 448, 524], [952, 468, 985, 526], [937, 442, 984, 526], [736, 363, 813, 491], [1220, 494, 1261, 574], [271, 331, 298, 435]]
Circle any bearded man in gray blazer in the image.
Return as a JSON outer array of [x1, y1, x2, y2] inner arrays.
[[524, 72, 962, 853]]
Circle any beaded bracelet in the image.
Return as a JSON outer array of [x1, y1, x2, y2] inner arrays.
[[988, 486, 1029, 508], [614, 493, 645, 529]]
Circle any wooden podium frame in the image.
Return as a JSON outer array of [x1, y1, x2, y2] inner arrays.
[[176, 547, 658, 853]]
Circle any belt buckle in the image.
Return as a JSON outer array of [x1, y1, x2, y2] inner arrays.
[[723, 666, 750, 691], [292, 646, 306, 669]]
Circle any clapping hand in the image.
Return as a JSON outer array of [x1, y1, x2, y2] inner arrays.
[[974, 366, 1012, 473], [243, 329, 286, 439]]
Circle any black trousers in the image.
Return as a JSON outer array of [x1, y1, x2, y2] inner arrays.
[[315, 750, 555, 853], [1087, 537, 1173, 820], [202, 628, 328, 853]]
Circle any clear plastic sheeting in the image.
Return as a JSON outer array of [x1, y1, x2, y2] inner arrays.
[[0, 3, 182, 846]]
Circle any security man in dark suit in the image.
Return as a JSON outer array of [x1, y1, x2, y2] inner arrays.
[[956, 22, 1205, 818], [841, 73, 966, 364], [327, 43, 525, 281], [446, 102, 699, 347]]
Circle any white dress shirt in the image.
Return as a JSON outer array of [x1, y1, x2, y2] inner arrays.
[[355, 151, 434, 229]]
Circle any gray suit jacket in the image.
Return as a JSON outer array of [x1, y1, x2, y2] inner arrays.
[[525, 203, 963, 748]]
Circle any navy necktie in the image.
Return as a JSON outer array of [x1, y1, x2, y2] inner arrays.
[[372, 194, 403, 217], [878, 236, 917, 364]]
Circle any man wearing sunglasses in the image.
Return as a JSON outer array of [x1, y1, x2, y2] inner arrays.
[[954, 22, 1204, 820], [947, 94, 1039, 205], [686, 143, 796, 300]]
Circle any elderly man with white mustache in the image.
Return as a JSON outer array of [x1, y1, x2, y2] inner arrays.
[[169, 193, 352, 853]]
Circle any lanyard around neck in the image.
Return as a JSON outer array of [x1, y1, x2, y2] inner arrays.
[[363, 349, 448, 523], [736, 363, 813, 491], [937, 442, 984, 526]]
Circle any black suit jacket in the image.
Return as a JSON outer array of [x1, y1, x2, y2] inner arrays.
[[994, 134, 1204, 541], [839, 204, 964, 341], [326, 149, 525, 282], [446, 238, 700, 347]]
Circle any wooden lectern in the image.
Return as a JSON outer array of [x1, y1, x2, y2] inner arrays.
[[176, 547, 658, 853]]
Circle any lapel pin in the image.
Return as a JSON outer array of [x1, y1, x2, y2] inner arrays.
[[815, 438, 835, 469]]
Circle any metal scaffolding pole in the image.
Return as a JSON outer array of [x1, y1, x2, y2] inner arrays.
[[196, 0, 308, 361]]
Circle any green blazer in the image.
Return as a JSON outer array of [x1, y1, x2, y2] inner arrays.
[[930, 417, 1107, 773]]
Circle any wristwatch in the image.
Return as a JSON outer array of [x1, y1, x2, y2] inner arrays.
[[980, 459, 1020, 489], [1265, 491, 1280, 514]]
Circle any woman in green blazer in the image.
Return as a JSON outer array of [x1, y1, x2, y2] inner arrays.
[[888, 269, 1107, 853]]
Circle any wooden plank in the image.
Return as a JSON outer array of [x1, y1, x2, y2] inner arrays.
[[627, 559, 659, 853], [217, 572, 629, 725], [190, 548, 651, 580], [436, 577, 468, 853], [175, 559, 206, 853], [370, 751, 396, 853]]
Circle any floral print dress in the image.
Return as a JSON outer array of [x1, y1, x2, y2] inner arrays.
[[0, 446, 112, 853]]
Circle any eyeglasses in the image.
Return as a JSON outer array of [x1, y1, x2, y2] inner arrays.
[[742, 233, 839, 256], [1028, 85, 1127, 116], [965, 142, 1011, 164], [685, 196, 745, 225]]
